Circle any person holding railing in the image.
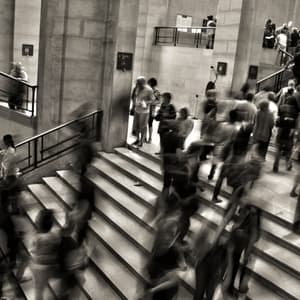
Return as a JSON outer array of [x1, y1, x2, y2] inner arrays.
[[8, 62, 28, 110]]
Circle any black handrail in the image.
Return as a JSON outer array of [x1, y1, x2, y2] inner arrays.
[[256, 48, 295, 93], [154, 26, 216, 49], [15, 109, 103, 174], [0, 71, 38, 117], [0, 71, 37, 88]]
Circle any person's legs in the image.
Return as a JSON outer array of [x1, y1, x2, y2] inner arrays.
[[227, 247, 243, 294], [194, 261, 209, 300], [290, 164, 300, 197], [273, 144, 281, 172], [208, 163, 217, 181], [139, 113, 149, 147], [132, 113, 141, 145], [147, 116, 154, 143], [212, 164, 226, 202]]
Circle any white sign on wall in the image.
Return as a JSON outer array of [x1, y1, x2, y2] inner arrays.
[[176, 14, 192, 32]]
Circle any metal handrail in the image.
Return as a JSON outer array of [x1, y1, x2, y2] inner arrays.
[[154, 26, 216, 29], [0, 70, 38, 116], [16, 110, 100, 147], [15, 109, 103, 174], [154, 26, 216, 49], [0, 71, 37, 88], [256, 65, 293, 85]]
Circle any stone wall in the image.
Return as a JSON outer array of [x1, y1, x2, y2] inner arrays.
[[146, 46, 213, 111], [167, 0, 218, 26], [37, 0, 109, 131], [13, 0, 41, 85], [232, 0, 299, 92], [0, 0, 14, 73]]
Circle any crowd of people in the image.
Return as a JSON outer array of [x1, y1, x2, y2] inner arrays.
[[0, 71, 299, 299], [129, 73, 300, 299], [263, 19, 300, 65]]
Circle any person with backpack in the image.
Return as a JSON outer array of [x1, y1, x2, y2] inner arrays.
[[273, 89, 300, 172]]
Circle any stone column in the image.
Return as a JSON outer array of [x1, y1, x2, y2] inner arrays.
[[101, 0, 140, 152], [212, 0, 244, 95], [0, 0, 14, 72]]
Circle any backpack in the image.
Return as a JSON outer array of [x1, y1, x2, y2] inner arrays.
[[277, 94, 298, 128]]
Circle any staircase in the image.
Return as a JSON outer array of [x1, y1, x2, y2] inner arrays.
[[6, 146, 300, 299]]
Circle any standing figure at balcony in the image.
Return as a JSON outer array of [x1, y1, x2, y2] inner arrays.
[[8, 62, 28, 111], [131, 76, 154, 148], [206, 16, 216, 49]]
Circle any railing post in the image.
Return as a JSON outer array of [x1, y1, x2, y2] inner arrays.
[[173, 28, 178, 46], [31, 86, 36, 117], [33, 138, 38, 168], [154, 27, 158, 45], [95, 111, 102, 141]]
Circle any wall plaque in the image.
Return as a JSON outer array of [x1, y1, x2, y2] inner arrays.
[[217, 62, 227, 76], [22, 44, 34, 56], [117, 52, 133, 71]]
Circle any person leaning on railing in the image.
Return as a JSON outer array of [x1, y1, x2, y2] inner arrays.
[[8, 62, 28, 110]]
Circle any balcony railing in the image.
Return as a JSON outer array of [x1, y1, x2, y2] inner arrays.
[[16, 110, 103, 174], [0, 71, 38, 117], [154, 26, 216, 49]]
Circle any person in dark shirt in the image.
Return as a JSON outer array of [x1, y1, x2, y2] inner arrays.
[[225, 205, 261, 297]]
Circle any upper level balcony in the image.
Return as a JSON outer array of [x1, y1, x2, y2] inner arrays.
[[153, 26, 216, 49]]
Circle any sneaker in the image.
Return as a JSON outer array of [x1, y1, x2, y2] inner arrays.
[[212, 197, 222, 203], [131, 139, 139, 146], [290, 191, 298, 198]]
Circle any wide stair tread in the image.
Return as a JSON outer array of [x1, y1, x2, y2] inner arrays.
[[91, 157, 157, 207], [54, 172, 195, 297], [117, 147, 300, 253], [25, 185, 124, 300]]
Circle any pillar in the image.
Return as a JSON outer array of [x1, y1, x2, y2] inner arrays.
[[37, 0, 139, 152], [212, 0, 244, 95]]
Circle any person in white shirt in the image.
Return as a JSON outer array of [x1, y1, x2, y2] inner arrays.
[[0, 135, 18, 212], [132, 76, 154, 147], [276, 29, 288, 65]]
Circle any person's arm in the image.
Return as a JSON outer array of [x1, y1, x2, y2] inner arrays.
[[145, 270, 181, 296], [1, 150, 14, 179]]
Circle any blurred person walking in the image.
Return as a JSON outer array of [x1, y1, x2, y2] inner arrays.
[[30, 209, 61, 300]]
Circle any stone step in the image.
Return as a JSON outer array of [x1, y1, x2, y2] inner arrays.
[[18, 190, 91, 300], [93, 153, 300, 300], [127, 146, 298, 230], [22, 187, 120, 300], [56, 169, 282, 300], [45, 174, 195, 295], [33, 180, 192, 300], [115, 147, 300, 255]]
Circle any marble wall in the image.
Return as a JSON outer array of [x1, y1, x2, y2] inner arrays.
[[13, 0, 41, 85], [0, 0, 14, 73]]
